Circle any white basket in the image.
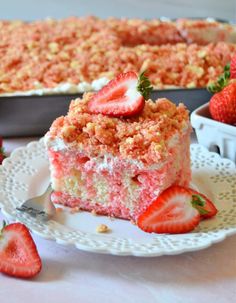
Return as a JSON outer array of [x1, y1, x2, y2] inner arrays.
[[191, 103, 236, 162]]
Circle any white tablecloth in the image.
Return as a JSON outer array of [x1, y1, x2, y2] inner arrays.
[[1, 137, 236, 303]]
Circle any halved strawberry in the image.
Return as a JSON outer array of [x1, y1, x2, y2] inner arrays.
[[137, 186, 213, 234], [0, 136, 6, 164], [187, 188, 218, 219], [88, 71, 153, 117], [0, 222, 42, 278]]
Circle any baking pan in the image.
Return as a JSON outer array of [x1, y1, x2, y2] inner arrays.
[[0, 88, 211, 137]]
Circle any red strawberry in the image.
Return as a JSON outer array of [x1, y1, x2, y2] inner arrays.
[[137, 186, 217, 234], [0, 222, 42, 278], [230, 53, 236, 79], [0, 136, 6, 164], [209, 82, 236, 125], [0, 154, 4, 165], [88, 71, 153, 117], [188, 188, 218, 219]]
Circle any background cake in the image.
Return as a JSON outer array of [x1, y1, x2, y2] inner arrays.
[[1, 17, 236, 95]]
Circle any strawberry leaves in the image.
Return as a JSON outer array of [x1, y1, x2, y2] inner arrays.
[[0, 221, 7, 239], [137, 71, 153, 100], [191, 194, 209, 215], [207, 63, 231, 93]]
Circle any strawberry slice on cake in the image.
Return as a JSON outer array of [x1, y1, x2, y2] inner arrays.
[[88, 71, 152, 117]]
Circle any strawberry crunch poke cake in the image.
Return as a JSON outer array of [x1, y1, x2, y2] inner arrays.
[[45, 72, 192, 222]]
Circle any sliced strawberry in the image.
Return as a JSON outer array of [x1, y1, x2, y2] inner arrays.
[[137, 186, 201, 234], [230, 53, 236, 79], [88, 71, 153, 117], [0, 136, 6, 164], [0, 154, 4, 165], [0, 222, 42, 278], [187, 188, 218, 219]]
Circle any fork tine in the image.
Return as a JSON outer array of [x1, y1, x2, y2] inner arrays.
[[16, 206, 46, 217], [16, 206, 49, 221], [16, 183, 55, 220]]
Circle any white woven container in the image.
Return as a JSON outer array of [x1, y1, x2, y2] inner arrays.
[[191, 103, 236, 162]]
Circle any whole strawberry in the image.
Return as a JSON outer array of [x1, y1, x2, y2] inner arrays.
[[209, 82, 236, 125]]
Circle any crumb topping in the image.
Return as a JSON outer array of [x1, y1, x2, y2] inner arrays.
[[48, 95, 190, 164], [69, 206, 80, 214]]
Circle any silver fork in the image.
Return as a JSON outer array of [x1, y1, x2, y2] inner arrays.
[[16, 184, 56, 220]]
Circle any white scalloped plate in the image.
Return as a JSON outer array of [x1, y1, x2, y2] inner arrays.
[[0, 139, 236, 257]]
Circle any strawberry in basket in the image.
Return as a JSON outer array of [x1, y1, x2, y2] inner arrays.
[[208, 60, 236, 125]]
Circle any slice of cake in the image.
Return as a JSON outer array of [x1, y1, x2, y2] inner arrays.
[[45, 72, 191, 222], [176, 18, 236, 45]]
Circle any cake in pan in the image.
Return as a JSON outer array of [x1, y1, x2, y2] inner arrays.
[[1, 17, 236, 96]]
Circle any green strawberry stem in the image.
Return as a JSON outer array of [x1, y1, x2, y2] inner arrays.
[[207, 63, 231, 93], [0, 220, 7, 238], [0, 147, 6, 162], [137, 71, 153, 100], [2, 220, 7, 229], [191, 194, 209, 215], [0, 147, 5, 155]]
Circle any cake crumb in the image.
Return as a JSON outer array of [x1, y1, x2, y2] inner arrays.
[[91, 210, 97, 216], [96, 224, 110, 233], [70, 206, 80, 214], [130, 220, 136, 225], [56, 207, 63, 213]]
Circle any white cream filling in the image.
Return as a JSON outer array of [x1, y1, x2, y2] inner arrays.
[[45, 122, 190, 173], [45, 134, 164, 171], [44, 133, 68, 151]]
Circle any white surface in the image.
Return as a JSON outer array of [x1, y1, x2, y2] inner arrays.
[[1, 139, 236, 256], [0, 137, 236, 303], [0, 0, 235, 21], [191, 103, 236, 163]]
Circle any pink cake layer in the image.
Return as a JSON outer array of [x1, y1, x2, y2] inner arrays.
[[45, 96, 191, 221], [48, 131, 191, 221]]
